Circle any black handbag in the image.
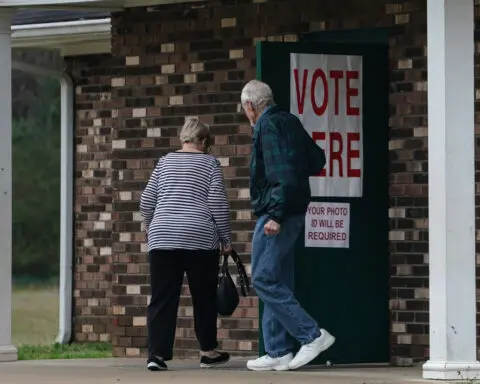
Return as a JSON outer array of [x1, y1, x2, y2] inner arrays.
[[217, 250, 251, 317]]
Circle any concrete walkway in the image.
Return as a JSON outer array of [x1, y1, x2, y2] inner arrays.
[[0, 358, 431, 384]]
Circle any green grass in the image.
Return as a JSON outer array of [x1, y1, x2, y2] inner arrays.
[[13, 283, 112, 360], [13, 284, 59, 346], [18, 343, 112, 361]]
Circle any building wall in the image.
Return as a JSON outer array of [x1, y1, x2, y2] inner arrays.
[[71, 0, 432, 365], [68, 54, 115, 343]]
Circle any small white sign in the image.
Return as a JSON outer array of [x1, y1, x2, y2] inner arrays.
[[305, 202, 350, 248]]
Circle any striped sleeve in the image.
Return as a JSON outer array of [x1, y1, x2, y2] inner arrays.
[[140, 158, 162, 231], [208, 161, 232, 246]]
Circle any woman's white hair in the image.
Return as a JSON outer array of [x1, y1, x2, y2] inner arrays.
[[241, 80, 274, 110], [179, 116, 211, 144]]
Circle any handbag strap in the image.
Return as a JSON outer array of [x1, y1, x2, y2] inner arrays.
[[221, 254, 229, 273], [229, 250, 251, 297]]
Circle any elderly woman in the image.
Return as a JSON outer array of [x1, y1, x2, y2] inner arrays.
[[140, 117, 232, 371]]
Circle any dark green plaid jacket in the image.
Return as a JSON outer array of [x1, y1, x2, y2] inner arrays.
[[249, 105, 326, 223]]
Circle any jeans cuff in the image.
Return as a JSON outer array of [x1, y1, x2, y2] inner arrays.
[[301, 329, 321, 346], [268, 351, 292, 358]]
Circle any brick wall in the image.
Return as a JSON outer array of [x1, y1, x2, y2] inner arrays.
[[386, 3, 429, 364], [68, 54, 115, 343], [70, 0, 433, 365]]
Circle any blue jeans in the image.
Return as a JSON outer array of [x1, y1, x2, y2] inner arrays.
[[251, 214, 321, 358]]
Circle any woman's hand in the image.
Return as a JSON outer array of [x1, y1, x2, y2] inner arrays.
[[222, 244, 233, 255]]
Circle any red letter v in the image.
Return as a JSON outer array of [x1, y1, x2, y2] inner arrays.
[[294, 69, 308, 114]]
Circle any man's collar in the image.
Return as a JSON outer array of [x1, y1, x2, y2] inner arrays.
[[253, 104, 278, 132]]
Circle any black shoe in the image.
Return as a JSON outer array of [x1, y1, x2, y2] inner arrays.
[[200, 351, 230, 368], [147, 355, 167, 371]]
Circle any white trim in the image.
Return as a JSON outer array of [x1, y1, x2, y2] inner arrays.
[[12, 18, 111, 55], [0, 0, 121, 7], [1, 0, 205, 8], [12, 60, 75, 346], [13, 18, 110, 33], [123, 0, 205, 6]]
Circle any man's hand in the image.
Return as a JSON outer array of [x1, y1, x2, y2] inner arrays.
[[264, 219, 281, 236]]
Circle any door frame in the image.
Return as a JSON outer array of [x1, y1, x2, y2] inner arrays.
[[255, 27, 392, 364]]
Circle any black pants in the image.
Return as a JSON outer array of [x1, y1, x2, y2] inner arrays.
[[147, 249, 219, 360]]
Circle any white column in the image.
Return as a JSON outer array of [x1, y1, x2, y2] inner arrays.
[[0, 10, 17, 362], [56, 75, 74, 344], [423, 0, 478, 380]]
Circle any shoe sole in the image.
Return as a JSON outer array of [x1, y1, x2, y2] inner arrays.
[[288, 336, 336, 371], [246, 364, 291, 371], [147, 363, 167, 371], [200, 360, 230, 369]]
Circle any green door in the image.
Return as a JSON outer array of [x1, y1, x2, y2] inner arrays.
[[257, 41, 389, 364]]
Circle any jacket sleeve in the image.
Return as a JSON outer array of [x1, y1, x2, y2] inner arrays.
[[296, 119, 326, 176], [307, 135, 327, 176], [140, 158, 162, 231], [261, 121, 297, 224], [207, 160, 232, 247]]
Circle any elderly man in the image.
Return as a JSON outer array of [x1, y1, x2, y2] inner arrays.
[[241, 80, 334, 371]]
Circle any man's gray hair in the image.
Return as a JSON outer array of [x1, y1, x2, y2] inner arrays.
[[241, 80, 274, 110], [179, 116, 211, 144]]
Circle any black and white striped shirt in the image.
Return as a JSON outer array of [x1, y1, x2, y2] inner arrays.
[[140, 152, 232, 251]]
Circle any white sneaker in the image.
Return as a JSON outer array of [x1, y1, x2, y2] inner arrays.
[[246, 353, 293, 371], [288, 329, 335, 370]]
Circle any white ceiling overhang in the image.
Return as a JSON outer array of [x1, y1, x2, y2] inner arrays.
[[6, 0, 206, 55], [12, 18, 111, 56]]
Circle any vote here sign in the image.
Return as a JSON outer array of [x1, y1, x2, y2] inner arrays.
[[290, 53, 363, 198]]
